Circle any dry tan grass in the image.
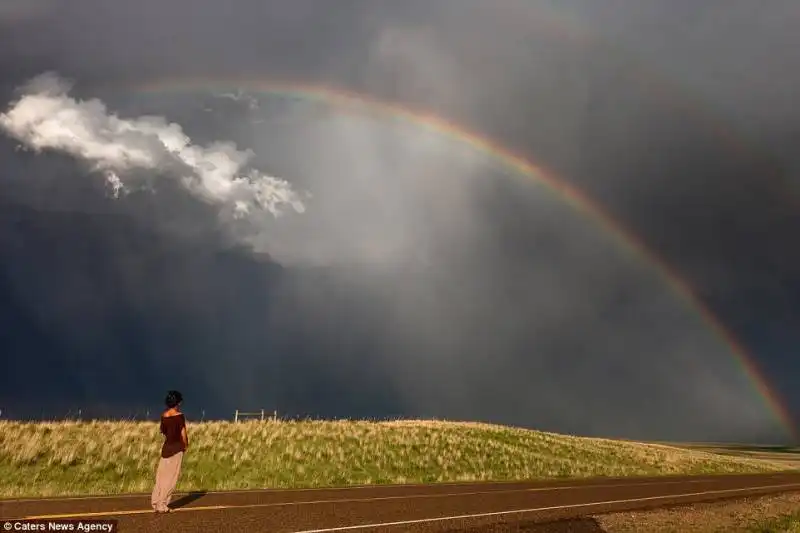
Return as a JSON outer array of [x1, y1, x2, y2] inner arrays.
[[0, 419, 794, 498]]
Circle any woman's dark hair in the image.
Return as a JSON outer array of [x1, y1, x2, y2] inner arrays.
[[165, 390, 183, 408]]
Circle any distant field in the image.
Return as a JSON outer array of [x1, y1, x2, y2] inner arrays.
[[664, 442, 800, 469], [0, 419, 796, 498]]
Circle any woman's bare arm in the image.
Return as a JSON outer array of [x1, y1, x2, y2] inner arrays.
[[181, 422, 189, 450]]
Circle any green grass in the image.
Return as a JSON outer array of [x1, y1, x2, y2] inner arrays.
[[0, 419, 795, 498], [747, 510, 800, 533]]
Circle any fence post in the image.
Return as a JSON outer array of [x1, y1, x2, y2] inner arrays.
[[260, 409, 265, 421], [234, 409, 239, 423], [273, 410, 277, 422]]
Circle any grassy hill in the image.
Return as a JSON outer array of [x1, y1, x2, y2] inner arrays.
[[0, 419, 795, 498]]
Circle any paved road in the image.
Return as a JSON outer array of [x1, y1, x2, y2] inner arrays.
[[2, 473, 800, 532]]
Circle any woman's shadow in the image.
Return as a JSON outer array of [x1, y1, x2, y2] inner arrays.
[[168, 490, 208, 510]]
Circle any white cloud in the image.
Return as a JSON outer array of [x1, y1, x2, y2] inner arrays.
[[0, 72, 306, 217]]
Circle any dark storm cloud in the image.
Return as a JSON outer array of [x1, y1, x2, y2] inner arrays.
[[0, 0, 798, 442]]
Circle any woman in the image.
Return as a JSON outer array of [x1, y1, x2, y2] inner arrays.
[[151, 390, 189, 513]]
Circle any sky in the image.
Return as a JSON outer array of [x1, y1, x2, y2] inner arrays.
[[0, 0, 798, 443]]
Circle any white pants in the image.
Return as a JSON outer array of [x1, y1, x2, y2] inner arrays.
[[151, 452, 183, 511]]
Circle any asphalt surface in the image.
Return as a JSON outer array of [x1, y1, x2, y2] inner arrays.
[[2, 473, 800, 532]]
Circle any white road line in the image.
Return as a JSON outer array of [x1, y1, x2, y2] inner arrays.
[[13, 480, 705, 519], [5, 474, 779, 503], [289, 483, 800, 533], [5, 481, 520, 502], [1, 480, 587, 503], [18, 479, 799, 520]]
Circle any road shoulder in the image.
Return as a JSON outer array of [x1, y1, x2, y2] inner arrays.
[[593, 490, 800, 532]]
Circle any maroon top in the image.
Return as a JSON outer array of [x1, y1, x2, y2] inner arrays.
[[160, 414, 186, 458]]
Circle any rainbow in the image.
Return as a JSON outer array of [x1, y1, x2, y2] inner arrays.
[[131, 78, 795, 441]]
